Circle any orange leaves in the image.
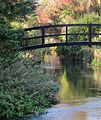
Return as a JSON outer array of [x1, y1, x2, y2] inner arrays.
[[36, 0, 64, 24], [36, 7, 53, 24], [74, 1, 90, 12], [36, 0, 91, 24], [62, 0, 74, 3]]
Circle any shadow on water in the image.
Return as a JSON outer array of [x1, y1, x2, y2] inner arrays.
[[21, 54, 101, 120]]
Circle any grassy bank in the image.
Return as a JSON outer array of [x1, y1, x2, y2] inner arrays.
[[0, 52, 58, 120]]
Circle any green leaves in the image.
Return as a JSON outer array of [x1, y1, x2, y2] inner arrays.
[[0, 0, 37, 21], [0, 57, 58, 119]]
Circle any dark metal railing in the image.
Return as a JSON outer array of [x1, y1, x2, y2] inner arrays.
[[21, 23, 101, 50]]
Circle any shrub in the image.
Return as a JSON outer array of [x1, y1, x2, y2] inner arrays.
[[0, 56, 58, 119]]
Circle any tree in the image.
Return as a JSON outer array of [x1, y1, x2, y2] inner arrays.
[[36, 7, 52, 24], [0, 0, 37, 22], [0, 0, 37, 65], [36, 0, 67, 24], [90, 0, 101, 15]]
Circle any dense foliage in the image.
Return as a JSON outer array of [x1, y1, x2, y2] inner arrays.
[[0, 0, 58, 119], [37, 0, 101, 24], [0, 0, 37, 21], [0, 56, 58, 119], [0, 0, 37, 60]]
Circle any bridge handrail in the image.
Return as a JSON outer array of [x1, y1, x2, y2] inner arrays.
[[24, 23, 101, 31], [21, 23, 101, 50]]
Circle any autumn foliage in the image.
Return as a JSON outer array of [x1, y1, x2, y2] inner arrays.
[[36, 0, 101, 24], [36, 7, 52, 24]]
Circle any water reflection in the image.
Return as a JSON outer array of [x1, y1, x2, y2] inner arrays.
[[27, 55, 101, 120], [43, 54, 63, 80], [57, 60, 101, 104], [43, 54, 101, 103], [93, 67, 101, 85]]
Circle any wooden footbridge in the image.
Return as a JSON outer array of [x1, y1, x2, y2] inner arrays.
[[21, 23, 101, 50]]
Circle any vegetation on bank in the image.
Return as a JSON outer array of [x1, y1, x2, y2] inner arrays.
[[0, 52, 58, 119], [0, 0, 58, 119], [92, 49, 101, 67]]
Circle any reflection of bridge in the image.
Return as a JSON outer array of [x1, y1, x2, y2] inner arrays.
[[21, 23, 101, 50]]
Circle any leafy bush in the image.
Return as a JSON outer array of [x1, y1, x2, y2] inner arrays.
[[0, 23, 24, 66], [0, 56, 58, 119]]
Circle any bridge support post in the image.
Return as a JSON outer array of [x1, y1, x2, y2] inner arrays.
[[88, 23, 92, 47], [66, 26, 68, 47], [42, 27, 45, 45]]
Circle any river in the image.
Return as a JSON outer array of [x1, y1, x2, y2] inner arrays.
[[24, 54, 101, 120]]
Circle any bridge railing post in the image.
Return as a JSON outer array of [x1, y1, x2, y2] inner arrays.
[[66, 26, 68, 46], [88, 23, 92, 47], [42, 27, 45, 45]]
